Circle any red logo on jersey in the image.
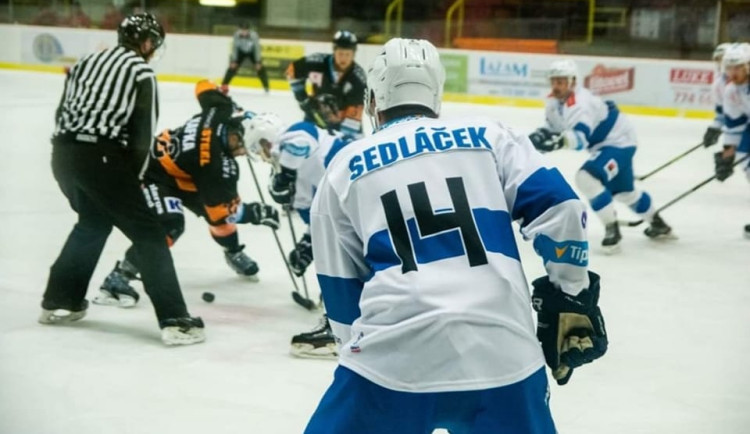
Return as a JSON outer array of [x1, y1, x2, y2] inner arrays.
[[584, 64, 635, 95], [669, 68, 713, 85]]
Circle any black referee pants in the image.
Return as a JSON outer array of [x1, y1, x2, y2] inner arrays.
[[44, 140, 189, 322]]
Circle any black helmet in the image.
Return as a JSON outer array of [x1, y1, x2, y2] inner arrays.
[[118, 13, 165, 53], [311, 94, 341, 129], [332, 30, 357, 50]]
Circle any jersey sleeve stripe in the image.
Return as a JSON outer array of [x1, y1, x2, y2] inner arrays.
[[511, 167, 579, 228], [724, 113, 748, 128], [317, 274, 363, 325]]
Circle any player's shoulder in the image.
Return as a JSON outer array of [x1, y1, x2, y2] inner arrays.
[[283, 121, 321, 141], [350, 63, 367, 85], [304, 52, 328, 64]]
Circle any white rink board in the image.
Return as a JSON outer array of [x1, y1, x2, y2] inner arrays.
[[0, 24, 716, 115], [0, 70, 749, 434]]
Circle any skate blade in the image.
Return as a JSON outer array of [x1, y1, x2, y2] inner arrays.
[[601, 244, 621, 255], [647, 232, 678, 241], [161, 328, 206, 346], [240, 274, 260, 282], [38, 309, 87, 325], [290, 343, 338, 360], [92, 291, 137, 308]]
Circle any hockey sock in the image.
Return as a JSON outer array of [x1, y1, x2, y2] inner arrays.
[[212, 230, 240, 252]]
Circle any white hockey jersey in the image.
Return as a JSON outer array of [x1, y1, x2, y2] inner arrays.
[[711, 73, 730, 129], [721, 80, 750, 152], [275, 121, 349, 223], [545, 86, 637, 152], [311, 115, 590, 393]]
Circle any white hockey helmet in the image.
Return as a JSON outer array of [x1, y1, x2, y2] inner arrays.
[[365, 38, 446, 129], [245, 112, 285, 162], [722, 43, 750, 69], [549, 59, 578, 81], [712, 42, 732, 60]]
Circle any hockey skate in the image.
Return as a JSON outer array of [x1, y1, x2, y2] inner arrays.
[[38, 299, 89, 325], [644, 214, 675, 240], [94, 260, 140, 308], [290, 315, 338, 359], [224, 245, 259, 280], [744, 224, 750, 239], [159, 316, 206, 346], [601, 222, 622, 254]]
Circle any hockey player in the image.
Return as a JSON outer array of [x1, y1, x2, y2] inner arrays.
[[713, 43, 750, 238], [285, 30, 366, 138], [529, 59, 672, 252], [221, 22, 269, 94], [246, 94, 352, 358], [304, 38, 608, 433], [97, 80, 280, 307], [703, 42, 733, 148]]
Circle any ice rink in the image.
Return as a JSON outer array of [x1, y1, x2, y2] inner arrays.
[[1, 69, 748, 434]]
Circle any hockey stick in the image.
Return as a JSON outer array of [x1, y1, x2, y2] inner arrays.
[[636, 142, 703, 181], [284, 208, 312, 299], [245, 156, 316, 310], [624, 154, 750, 227]]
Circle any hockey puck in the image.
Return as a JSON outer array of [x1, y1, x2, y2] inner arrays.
[[202, 292, 215, 303]]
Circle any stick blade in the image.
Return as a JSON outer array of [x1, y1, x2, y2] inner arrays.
[[291, 291, 317, 311]]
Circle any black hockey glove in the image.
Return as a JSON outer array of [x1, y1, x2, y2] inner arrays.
[[288, 233, 313, 277], [242, 202, 280, 230], [714, 150, 735, 182], [269, 166, 297, 205], [299, 98, 315, 119], [531, 271, 608, 386], [702, 126, 722, 148], [529, 128, 564, 153]]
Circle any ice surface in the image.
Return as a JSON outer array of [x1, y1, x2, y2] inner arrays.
[[1, 70, 748, 434]]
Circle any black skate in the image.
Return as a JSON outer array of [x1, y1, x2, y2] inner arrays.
[[744, 224, 750, 240], [159, 316, 206, 346], [94, 260, 140, 308], [39, 299, 89, 325], [224, 245, 260, 279], [601, 222, 622, 254], [290, 315, 338, 359], [644, 214, 674, 240]]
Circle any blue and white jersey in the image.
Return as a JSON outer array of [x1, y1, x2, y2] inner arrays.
[[711, 73, 730, 129], [310, 115, 590, 393], [721, 80, 750, 152], [545, 86, 637, 152], [276, 121, 349, 223]]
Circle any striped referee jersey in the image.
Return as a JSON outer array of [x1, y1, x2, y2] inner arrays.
[[54, 45, 158, 149]]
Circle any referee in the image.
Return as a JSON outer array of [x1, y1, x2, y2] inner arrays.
[[221, 21, 269, 94], [41, 13, 205, 346]]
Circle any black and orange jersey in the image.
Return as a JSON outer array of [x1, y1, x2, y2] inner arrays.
[[286, 53, 366, 136], [145, 106, 241, 225]]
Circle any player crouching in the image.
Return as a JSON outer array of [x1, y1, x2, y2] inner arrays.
[[96, 80, 280, 307], [529, 60, 673, 253]]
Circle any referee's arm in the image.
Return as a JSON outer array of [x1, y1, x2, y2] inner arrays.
[[127, 74, 158, 176]]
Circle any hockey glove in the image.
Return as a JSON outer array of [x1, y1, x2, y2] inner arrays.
[[714, 150, 735, 182], [289, 233, 313, 277], [529, 128, 564, 153], [299, 98, 315, 119], [531, 271, 608, 385], [242, 202, 280, 230], [702, 126, 722, 148], [269, 166, 297, 205]]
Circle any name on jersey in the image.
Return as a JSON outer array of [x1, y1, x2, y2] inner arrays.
[[349, 126, 491, 181], [182, 117, 201, 152]]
